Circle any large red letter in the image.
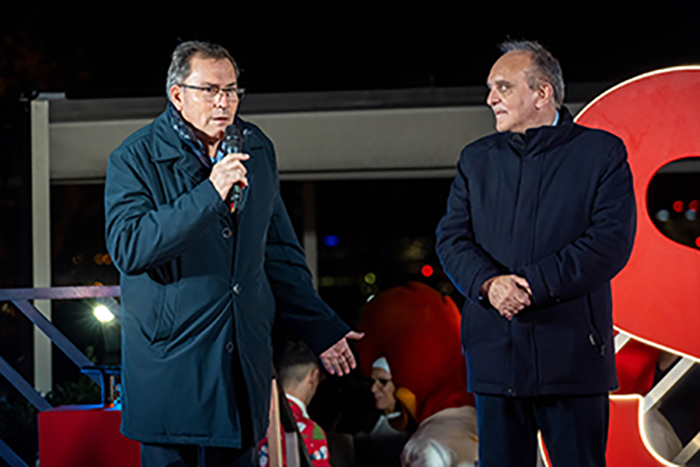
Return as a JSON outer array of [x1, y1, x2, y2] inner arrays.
[[577, 67, 700, 466]]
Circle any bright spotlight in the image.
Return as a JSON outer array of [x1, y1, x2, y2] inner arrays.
[[93, 305, 115, 323]]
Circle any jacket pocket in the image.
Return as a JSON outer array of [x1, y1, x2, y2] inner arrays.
[[584, 293, 604, 357], [151, 283, 176, 344]]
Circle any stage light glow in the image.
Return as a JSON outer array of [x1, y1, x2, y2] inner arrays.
[[685, 210, 697, 221], [421, 265, 434, 277], [363, 273, 377, 285], [690, 200, 699, 212], [673, 200, 684, 213], [93, 305, 115, 323]]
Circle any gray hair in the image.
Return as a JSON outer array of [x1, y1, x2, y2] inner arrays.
[[499, 40, 564, 108], [166, 40, 240, 97]]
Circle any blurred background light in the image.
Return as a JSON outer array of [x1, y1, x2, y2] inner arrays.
[[323, 235, 340, 247], [656, 209, 670, 222]]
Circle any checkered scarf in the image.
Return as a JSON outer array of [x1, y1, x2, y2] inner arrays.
[[167, 103, 225, 168]]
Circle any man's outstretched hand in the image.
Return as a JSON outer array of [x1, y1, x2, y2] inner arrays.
[[319, 331, 364, 376]]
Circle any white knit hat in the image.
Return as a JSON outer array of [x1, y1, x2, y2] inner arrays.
[[372, 357, 391, 374]]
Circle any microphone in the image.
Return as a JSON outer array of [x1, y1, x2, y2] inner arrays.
[[222, 123, 247, 211]]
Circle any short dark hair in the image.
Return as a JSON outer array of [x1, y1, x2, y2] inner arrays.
[[276, 339, 321, 388], [499, 40, 564, 108], [166, 40, 240, 97]]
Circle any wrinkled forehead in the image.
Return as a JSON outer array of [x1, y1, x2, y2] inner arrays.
[[487, 51, 533, 85], [187, 55, 237, 83]]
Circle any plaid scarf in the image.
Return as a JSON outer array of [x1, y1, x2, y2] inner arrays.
[[167, 103, 226, 168]]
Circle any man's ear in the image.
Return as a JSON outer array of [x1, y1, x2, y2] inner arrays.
[[535, 82, 554, 109], [309, 366, 322, 385], [169, 85, 184, 112]]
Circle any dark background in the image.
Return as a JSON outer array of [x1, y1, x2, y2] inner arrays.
[[0, 6, 698, 98], [1, 6, 699, 465]]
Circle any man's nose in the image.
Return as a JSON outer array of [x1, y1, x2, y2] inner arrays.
[[213, 90, 231, 107], [486, 88, 498, 106]]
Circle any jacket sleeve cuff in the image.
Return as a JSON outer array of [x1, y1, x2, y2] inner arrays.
[[518, 263, 555, 307], [203, 179, 234, 216], [312, 321, 352, 356], [469, 265, 503, 305]]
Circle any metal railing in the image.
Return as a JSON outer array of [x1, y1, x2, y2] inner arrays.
[[0, 285, 314, 467], [0, 285, 120, 467]]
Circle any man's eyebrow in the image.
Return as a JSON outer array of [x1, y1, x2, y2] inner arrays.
[[201, 81, 238, 87], [488, 79, 512, 89]]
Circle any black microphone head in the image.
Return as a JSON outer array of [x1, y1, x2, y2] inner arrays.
[[224, 123, 243, 154]]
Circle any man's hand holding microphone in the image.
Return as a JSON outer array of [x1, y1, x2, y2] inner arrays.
[[209, 124, 249, 211]]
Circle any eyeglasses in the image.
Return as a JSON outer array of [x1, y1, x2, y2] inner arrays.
[[371, 377, 392, 387], [179, 84, 245, 102]]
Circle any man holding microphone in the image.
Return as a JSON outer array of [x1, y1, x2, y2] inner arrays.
[[105, 40, 360, 467]]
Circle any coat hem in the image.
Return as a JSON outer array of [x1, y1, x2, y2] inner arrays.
[[469, 381, 617, 397], [121, 426, 244, 449]]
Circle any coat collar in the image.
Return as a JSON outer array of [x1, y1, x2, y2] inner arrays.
[[145, 109, 214, 187], [151, 110, 190, 161], [503, 106, 576, 156]]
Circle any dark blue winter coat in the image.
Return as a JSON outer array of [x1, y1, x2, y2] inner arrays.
[[436, 108, 636, 397], [105, 110, 349, 447]]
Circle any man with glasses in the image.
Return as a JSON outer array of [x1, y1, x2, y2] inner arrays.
[[105, 40, 361, 467]]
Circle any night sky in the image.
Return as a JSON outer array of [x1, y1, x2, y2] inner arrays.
[[1, 5, 698, 99]]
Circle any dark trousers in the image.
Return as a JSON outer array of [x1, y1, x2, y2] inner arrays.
[[476, 393, 609, 467], [140, 443, 257, 467]]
